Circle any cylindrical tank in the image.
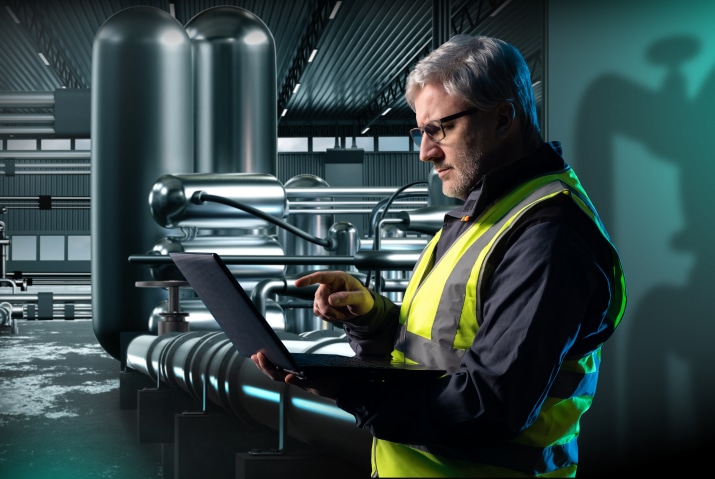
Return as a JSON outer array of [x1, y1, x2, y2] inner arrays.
[[148, 173, 287, 229], [328, 222, 360, 272], [91, 6, 193, 360], [278, 175, 334, 332], [279, 175, 334, 274], [380, 223, 408, 304], [186, 6, 277, 175]]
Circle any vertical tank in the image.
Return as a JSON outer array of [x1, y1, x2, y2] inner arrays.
[[186, 6, 277, 175], [279, 175, 334, 332], [91, 6, 193, 360]]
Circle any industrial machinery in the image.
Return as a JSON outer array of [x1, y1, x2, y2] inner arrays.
[[0, 5, 459, 479]]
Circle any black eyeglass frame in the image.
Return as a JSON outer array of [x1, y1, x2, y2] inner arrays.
[[409, 107, 479, 147]]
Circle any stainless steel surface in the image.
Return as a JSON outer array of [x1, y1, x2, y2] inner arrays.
[[146, 298, 287, 334], [397, 205, 456, 235], [0, 1, 543, 138], [327, 222, 360, 271], [187, 6, 277, 175], [148, 173, 287, 229], [125, 330, 370, 467], [91, 6, 194, 360], [150, 235, 287, 280]]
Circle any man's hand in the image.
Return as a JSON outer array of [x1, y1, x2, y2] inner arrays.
[[294, 271, 375, 322], [251, 352, 341, 400]]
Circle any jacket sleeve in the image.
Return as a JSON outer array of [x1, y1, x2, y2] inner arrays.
[[334, 212, 617, 452], [341, 292, 401, 359]]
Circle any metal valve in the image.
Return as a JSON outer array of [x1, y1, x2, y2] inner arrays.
[[135, 280, 190, 334]]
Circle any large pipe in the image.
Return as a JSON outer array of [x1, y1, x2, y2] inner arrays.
[[148, 173, 286, 230], [126, 331, 371, 466]]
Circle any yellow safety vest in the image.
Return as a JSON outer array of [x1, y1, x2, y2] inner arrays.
[[373, 168, 626, 478]]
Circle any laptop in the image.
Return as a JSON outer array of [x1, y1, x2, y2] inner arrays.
[[169, 251, 446, 381]]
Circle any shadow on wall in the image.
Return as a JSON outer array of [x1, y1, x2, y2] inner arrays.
[[575, 34, 715, 474]]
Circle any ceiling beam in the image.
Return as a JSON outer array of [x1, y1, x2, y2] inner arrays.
[[8, 0, 86, 89], [277, 0, 335, 121], [358, 0, 534, 134]]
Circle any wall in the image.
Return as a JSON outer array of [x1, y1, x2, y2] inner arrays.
[[548, 0, 714, 474]]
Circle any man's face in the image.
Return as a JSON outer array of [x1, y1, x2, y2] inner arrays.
[[413, 84, 496, 200]]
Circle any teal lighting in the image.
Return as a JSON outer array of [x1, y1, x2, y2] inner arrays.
[[242, 385, 280, 403], [291, 397, 354, 422]]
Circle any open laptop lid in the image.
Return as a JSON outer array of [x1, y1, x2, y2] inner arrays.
[[170, 251, 447, 381], [169, 251, 303, 374]]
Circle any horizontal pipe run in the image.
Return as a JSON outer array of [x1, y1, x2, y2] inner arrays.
[[128, 252, 420, 270], [0, 294, 91, 302], [0, 127, 55, 135], [286, 186, 427, 198], [0, 114, 55, 123], [126, 331, 371, 467], [0, 92, 55, 107], [0, 151, 90, 159]]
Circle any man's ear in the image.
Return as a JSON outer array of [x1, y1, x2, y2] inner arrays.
[[494, 101, 516, 139]]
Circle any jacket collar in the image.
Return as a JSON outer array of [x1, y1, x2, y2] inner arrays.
[[447, 141, 567, 220]]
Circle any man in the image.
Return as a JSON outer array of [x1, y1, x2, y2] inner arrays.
[[253, 34, 626, 477]]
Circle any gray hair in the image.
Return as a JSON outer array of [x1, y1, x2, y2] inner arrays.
[[405, 34, 540, 135]]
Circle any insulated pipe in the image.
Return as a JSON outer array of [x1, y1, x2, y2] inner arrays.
[[126, 331, 371, 467], [148, 173, 286, 230]]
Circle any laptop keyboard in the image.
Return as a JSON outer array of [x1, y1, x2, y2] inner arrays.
[[294, 353, 396, 368]]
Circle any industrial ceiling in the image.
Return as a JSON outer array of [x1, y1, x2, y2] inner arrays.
[[0, 0, 544, 139]]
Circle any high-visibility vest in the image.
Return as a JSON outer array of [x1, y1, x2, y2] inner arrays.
[[373, 167, 627, 478]]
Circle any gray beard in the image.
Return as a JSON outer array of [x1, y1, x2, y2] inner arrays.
[[443, 148, 481, 199]]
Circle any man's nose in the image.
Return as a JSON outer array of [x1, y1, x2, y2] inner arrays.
[[419, 137, 442, 162]]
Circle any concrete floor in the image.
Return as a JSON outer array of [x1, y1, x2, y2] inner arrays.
[[0, 283, 370, 479], [0, 319, 163, 479]]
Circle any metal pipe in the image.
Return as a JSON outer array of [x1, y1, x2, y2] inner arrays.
[[286, 186, 428, 198], [128, 252, 420, 270], [0, 294, 91, 302], [0, 279, 17, 294], [0, 114, 54, 123], [126, 331, 371, 467], [0, 127, 55, 135], [0, 151, 90, 159], [0, 92, 55, 106], [288, 200, 425, 208], [1, 164, 89, 169], [1, 174, 90, 178]]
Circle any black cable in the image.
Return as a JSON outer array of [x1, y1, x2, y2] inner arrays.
[[367, 192, 426, 238], [190, 191, 333, 248], [364, 181, 428, 288]]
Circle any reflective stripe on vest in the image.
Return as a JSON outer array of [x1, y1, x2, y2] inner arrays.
[[375, 167, 626, 478]]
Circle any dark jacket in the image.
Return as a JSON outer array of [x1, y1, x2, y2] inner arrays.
[[335, 141, 622, 454]]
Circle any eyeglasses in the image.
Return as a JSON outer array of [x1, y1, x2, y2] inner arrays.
[[409, 107, 479, 147]]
